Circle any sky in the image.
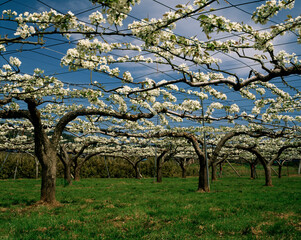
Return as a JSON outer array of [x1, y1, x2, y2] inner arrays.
[[0, 0, 300, 130]]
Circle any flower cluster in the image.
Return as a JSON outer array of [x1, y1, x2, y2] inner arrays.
[[252, 0, 295, 24], [180, 100, 202, 112], [229, 104, 240, 113], [205, 86, 227, 100], [9, 57, 21, 68], [14, 24, 36, 39], [3, 9, 95, 40], [206, 102, 224, 115], [275, 50, 298, 66], [90, 0, 140, 26], [89, 11, 106, 25]]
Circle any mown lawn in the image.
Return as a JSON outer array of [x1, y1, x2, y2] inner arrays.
[[0, 176, 300, 239]]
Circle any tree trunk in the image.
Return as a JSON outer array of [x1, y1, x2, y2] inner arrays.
[[186, 134, 209, 192], [211, 163, 217, 181], [134, 164, 141, 179], [250, 163, 256, 179], [39, 150, 58, 204], [263, 163, 273, 186], [156, 157, 162, 183], [278, 164, 282, 178], [74, 162, 81, 181], [63, 161, 72, 185], [197, 159, 209, 192], [218, 163, 223, 177], [35, 159, 39, 179], [180, 163, 187, 178], [58, 147, 72, 185]]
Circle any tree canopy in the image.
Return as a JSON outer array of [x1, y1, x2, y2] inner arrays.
[[0, 0, 300, 204]]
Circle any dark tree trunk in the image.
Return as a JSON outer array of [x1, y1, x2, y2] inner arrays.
[[156, 150, 171, 183], [185, 133, 209, 192], [134, 164, 141, 179], [39, 149, 58, 204], [237, 146, 272, 187], [219, 163, 223, 177], [211, 163, 217, 181], [278, 165, 282, 178], [73, 154, 96, 181], [198, 160, 209, 192], [58, 146, 72, 185], [182, 167, 187, 178], [263, 163, 273, 186], [250, 163, 256, 179], [73, 161, 83, 181], [180, 162, 186, 178], [74, 166, 81, 181], [156, 156, 162, 183], [62, 161, 72, 185], [27, 99, 59, 204]]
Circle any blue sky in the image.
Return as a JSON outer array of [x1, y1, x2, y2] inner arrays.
[[0, 0, 300, 129]]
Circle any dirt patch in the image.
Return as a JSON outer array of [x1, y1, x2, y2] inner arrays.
[[33, 200, 63, 208], [106, 204, 115, 209], [0, 207, 8, 212], [184, 204, 193, 209], [209, 207, 222, 212], [278, 212, 296, 219], [292, 222, 301, 231], [35, 227, 49, 233], [68, 219, 84, 225], [265, 211, 296, 220]]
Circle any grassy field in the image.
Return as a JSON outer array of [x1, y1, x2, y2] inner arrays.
[[0, 176, 300, 239]]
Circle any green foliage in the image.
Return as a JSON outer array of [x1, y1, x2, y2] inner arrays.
[[0, 152, 37, 179], [0, 152, 200, 179], [0, 177, 300, 239], [1, 152, 299, 181]]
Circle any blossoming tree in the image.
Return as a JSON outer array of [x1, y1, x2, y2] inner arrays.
[[1, 0, 300, 203], [234, 132, 301, 186]]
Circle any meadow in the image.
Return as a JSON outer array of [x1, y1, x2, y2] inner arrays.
[[0, 176, 300, 239]]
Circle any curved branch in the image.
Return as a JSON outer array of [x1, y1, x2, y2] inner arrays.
[[52, 108, 165, 147], [128, 64, 301, 94], [0, 109, 31, 120]]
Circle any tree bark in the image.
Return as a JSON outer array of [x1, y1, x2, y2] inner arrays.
[[211, 162, 217, 181], [73, 152, 100, 181], [186, 134, 209, 192], [39, 149, 58, 204], [236, 145, 273, 187], [74, 165, 81, 181], [263, 163, 273, 186], [278, 164, 282, 178], [58, 145, 72, 185], [198, 158, 209, 192], [180, 162, 187, 178], [250, 163, 256, 179], [219, 163, 223, 177], [26, 99, 59, 204], [156, 155, 162, 183], [134, 164, 141, 179], [155, 150, 171, 183], [176, 158, 187, 178], [62, 161, 72, 185], [73, 158, 80, 181]]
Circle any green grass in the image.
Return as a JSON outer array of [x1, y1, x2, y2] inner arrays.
[[0, 176, 300, 239]]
